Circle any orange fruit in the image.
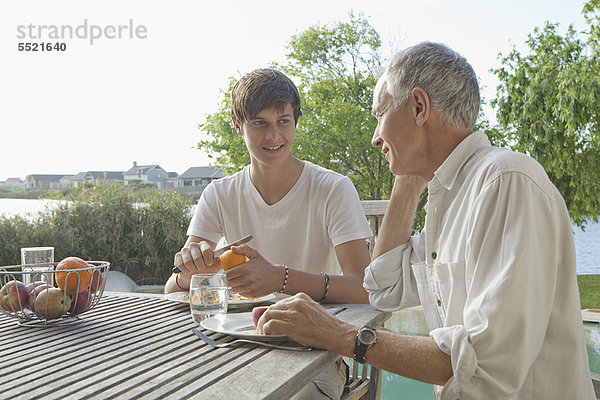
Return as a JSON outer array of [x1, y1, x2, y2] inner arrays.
[[56, 257, 92, 295], [220, 250, 246, 270]]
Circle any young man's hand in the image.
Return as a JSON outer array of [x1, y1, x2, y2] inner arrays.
[[173, 240, 222, 274], [224, 244, 285, 298]]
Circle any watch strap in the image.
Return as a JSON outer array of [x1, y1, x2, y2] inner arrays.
[[353, 325, 376, 364]]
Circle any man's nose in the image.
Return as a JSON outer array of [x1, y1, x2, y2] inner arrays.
[[372, 127, 383, 147]]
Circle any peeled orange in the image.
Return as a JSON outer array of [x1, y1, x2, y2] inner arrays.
[[56, 257, 92, 295], [220, 250, 246, 270]]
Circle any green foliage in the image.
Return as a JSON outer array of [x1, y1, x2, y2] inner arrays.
[[492, 1, 600, 227], [0, 184, 192, 285], [0, 187, 53, 199], [197, 77, 250, 175], [282, 13, 393, 200], [198, 13, 393, 200]]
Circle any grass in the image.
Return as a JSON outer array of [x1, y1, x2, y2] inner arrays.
[[578, 275, 600, 309]]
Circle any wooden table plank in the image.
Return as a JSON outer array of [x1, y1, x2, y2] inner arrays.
[[199, 305, 391, 400], [0, 305, 188, 383], [0, 294, 390, 400]]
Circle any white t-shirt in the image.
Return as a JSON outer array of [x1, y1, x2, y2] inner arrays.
[[364, 132, 594, 399], [187, 161, 372, 275]]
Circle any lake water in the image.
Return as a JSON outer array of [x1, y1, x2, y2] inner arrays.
[[1, 198, 597, 274]]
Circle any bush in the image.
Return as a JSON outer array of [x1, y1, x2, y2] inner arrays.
[[0, 184, 192, 285]]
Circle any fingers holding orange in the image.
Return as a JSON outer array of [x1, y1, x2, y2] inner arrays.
[[56, 256, 92, 295], [231, 244, 259, 259], [220, 250, 247, 270]]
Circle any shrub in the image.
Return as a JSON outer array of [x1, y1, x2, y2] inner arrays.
[[0, 184, 192, 285]]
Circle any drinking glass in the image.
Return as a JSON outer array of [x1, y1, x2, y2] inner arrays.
[[21, 247, 54, 285], [189, 274, 228, 324]]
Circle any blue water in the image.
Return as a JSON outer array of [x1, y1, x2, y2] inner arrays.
[[574, 222, 600, 275]]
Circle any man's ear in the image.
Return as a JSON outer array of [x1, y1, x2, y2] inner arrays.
[[232, 117, 243, 137], [411, 87, 431, 126]]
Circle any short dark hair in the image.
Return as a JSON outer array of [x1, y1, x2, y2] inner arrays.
[[231, 68, 302, 126]]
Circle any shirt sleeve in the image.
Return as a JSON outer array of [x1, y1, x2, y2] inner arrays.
[[325, 177, 372, 247], [186, 182, 223, 244], [431, 172, 566, 399], [363, 240, 422, 311]]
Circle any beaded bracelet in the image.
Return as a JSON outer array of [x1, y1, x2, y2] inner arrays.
[[279, 265, 289, 293], [175, 273, 187, 291], [319, 272, 330, 302]]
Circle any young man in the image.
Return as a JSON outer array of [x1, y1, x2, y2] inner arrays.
[[256, 43, 594, 399], [166, 68, 371, 304], [166, 68, 373, 399]]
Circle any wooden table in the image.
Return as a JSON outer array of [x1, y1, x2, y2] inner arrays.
[[0, 293, 390, 399]]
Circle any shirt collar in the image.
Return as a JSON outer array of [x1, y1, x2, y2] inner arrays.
[[432, 131, 491, 190]]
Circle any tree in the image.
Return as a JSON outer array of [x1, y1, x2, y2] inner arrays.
[[281, 13, 392, 200], [492, 1, 600, 228], [198, 77, 249, 175], [198, 13, 393, 200]]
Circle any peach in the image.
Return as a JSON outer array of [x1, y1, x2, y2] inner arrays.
[[27, 282, 53, 311], [35, 288, 71, 320], [89, 269, 103, 294], [0, 280, 29, 312], [69, 289, 91, 314]]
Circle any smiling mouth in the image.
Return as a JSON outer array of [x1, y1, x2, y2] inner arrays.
[[263, 145, 284, 151]]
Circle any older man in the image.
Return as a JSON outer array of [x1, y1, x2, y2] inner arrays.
[[257, 42, 594, 399]]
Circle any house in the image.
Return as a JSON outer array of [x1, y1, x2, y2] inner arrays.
[[68, 171, 124, 188], [24, 174, 70, 189], [59, 175, 76, 189], [175, 166, 225, 190], [0, 177, 25, 188], [165, 171, 179, 188], [123, 162, 171, 188]]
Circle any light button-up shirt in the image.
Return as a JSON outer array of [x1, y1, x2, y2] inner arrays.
[[364, 132, 594, 399]]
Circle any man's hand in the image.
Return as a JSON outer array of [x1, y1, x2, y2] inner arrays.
[[224, 245, 284, 298], [256, 293, 357, 355], [173, 240, 222, 274]]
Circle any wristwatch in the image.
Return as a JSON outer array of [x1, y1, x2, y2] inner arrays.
[[353, 325, 377, 364]]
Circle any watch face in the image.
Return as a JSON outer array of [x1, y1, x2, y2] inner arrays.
[[359, 329, 376, 344]]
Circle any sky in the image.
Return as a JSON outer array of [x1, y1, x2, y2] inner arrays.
[[0, 0, 588, 181]]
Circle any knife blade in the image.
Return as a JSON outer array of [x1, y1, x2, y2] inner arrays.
[[172, 235, 253, 274]]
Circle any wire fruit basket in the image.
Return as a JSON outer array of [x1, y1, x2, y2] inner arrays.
[[0, 260, 110, 327]]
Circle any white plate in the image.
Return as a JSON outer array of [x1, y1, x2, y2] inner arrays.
[[200, 312, 288, 341], [164, 292, 275, 308]]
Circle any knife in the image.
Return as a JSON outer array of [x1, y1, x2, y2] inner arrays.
[[172, 235, 253, 274]]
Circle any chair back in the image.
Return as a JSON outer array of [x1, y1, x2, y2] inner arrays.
[[361, 200, 389, 254]]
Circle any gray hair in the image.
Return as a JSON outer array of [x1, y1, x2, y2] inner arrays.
[[383, 42, 480, 129]]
